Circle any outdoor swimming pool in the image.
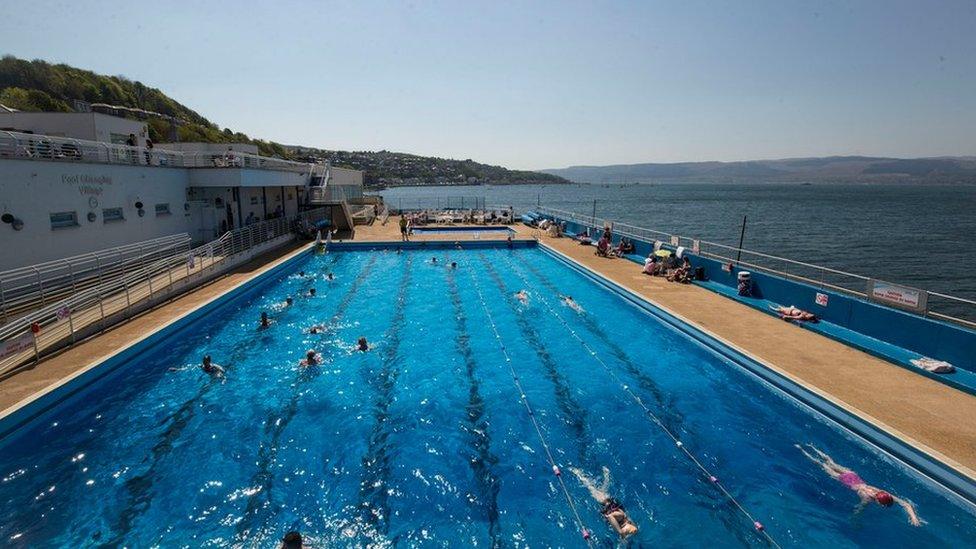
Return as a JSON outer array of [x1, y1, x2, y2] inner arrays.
[[0, 246, 973, 547]]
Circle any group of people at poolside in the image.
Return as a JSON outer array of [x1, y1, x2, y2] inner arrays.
[[643, 252, 694, 283]]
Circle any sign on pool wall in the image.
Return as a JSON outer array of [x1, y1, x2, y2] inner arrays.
[[866, 280, 928, 313]]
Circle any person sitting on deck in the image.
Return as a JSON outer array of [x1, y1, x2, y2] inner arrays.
[[667, 257, 693, 283], [201, 355, 225, 377], [797, 444, 921, 526], [300, 350, 321, 366], [595, 236, 612, 257], [570, 467, 638, 538], [577, 228, 592, 245], [613, 237, 635, 256], [642, 254, 660, 276], [546, 222, 562, 238], [770, 305, 818, 323]]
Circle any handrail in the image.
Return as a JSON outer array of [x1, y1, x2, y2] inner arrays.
[[0, 130, 312, 173], [534, 205, 976, 326], [0, 207, 328, 375], [0, 234, 193, 324]]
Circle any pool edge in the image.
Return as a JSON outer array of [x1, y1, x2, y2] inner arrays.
[[537, 241, 976, 507]]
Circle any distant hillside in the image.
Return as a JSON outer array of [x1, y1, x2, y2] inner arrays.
[[543, 156, 976, 184], [285, 145, 567, 188], [0, 55, 567, 187]]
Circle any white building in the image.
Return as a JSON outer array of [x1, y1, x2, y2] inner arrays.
[[0, 117, 363, 271]]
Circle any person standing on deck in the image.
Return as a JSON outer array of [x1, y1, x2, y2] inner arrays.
[[399, 216, 409, 241]]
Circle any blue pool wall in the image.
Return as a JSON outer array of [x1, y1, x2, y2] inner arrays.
[[532, 214, 976, 381]]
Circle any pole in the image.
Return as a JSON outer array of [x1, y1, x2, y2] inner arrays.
[[735, 215, 747, 265], [591, 199, 597, 225]]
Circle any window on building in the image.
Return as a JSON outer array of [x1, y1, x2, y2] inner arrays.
[[103, 207, 125, 222], [155, 203, 171, 216], [50, 211, 79, 229]]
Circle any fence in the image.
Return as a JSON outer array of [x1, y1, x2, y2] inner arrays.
[[534, 206, 976, 327], [0, 130, 312, 173], [0, 208, 327, 376], [0, 234, 192, 325]]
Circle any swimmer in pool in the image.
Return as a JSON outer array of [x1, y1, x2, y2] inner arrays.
[[201, 355, 225, 377], [280, 531, 306, 549], [308, 324, 325, 334], [797, 444, 921, 526], [259, 312, 271, 329], [431, 257, 437, 264], [326, 272, 335, 281], [273, 297, 293, 311], [570, 467, 638, 537], [515, 289, 529, 304], [300, 350, 321, 367], [450, 262, 457, 269], [357, 336, 370, 352], [299, 270, 306, 277], [308, 288, 316, 297], [561, 295, 584, 313]]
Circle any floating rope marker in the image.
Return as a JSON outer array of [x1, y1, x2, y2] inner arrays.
[[709, 475, 718, 483], [582, 528, 591, 540], [755, 521, 765, 532], [553, 465, 562, 476]]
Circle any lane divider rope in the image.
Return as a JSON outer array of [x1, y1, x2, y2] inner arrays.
[[464, 264, 595, 545], [502, 255, 782, 548]]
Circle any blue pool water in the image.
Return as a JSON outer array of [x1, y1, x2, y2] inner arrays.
[[411, 226, 515, 234], [0, 247, 973, 547]]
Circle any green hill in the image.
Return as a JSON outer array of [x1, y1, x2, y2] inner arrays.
[[0, 55, 568, 186]]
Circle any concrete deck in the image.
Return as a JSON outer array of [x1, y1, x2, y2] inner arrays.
[[3, 217, 976, 482]]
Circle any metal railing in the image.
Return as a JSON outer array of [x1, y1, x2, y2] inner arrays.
[[0, 207, 327, 376], [390, 196, 489, 212], [0, 130, 312, 173], [534, 206, 976, 328], [0, 234, 192, 325]]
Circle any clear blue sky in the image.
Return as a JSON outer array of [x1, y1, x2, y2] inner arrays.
[[2, 1, 975, 169]]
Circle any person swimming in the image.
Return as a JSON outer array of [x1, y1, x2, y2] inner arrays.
[[308, 324, 325, 334], [515, 289, 529, 303], [259, 312, 271, 329], [201, 355, 225, 377], [308, 288, 316, 297], [570, 467, 638, 537], [797, 444, 921, 526], [300, 350, 321, 367], [357, 337, 370, 352], [299, 270, 306, 277], [450, 261, 457, 269], [561, 295, 584, 313], [280, 531, 305, 549], [326, 272, 335, 281], [431, 257, 437, 264]]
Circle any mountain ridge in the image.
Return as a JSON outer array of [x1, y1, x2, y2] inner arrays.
[[543, 155, 976, 183]]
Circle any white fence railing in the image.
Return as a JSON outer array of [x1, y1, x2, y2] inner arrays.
[[0, 208, 327, 376], [0, 130, 312, 173], [534, 206, 976, 327], [0, 234, 192, 325]]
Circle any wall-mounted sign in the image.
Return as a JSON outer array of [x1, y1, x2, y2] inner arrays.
[[0, 332, 34, 360], [61, 174, 113, 185], [815, 292, 829, 307], [669, 235, 679, 246], [866, 280, 928, 313], [692, 239, 701, 254]]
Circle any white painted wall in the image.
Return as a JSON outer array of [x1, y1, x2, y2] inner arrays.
[[0, 159, 191, 270]]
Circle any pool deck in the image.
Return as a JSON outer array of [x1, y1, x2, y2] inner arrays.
[[3, 217, 976, 484]]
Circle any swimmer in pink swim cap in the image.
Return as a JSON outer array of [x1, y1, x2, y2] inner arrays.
[[797, 444, 921, 526]]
